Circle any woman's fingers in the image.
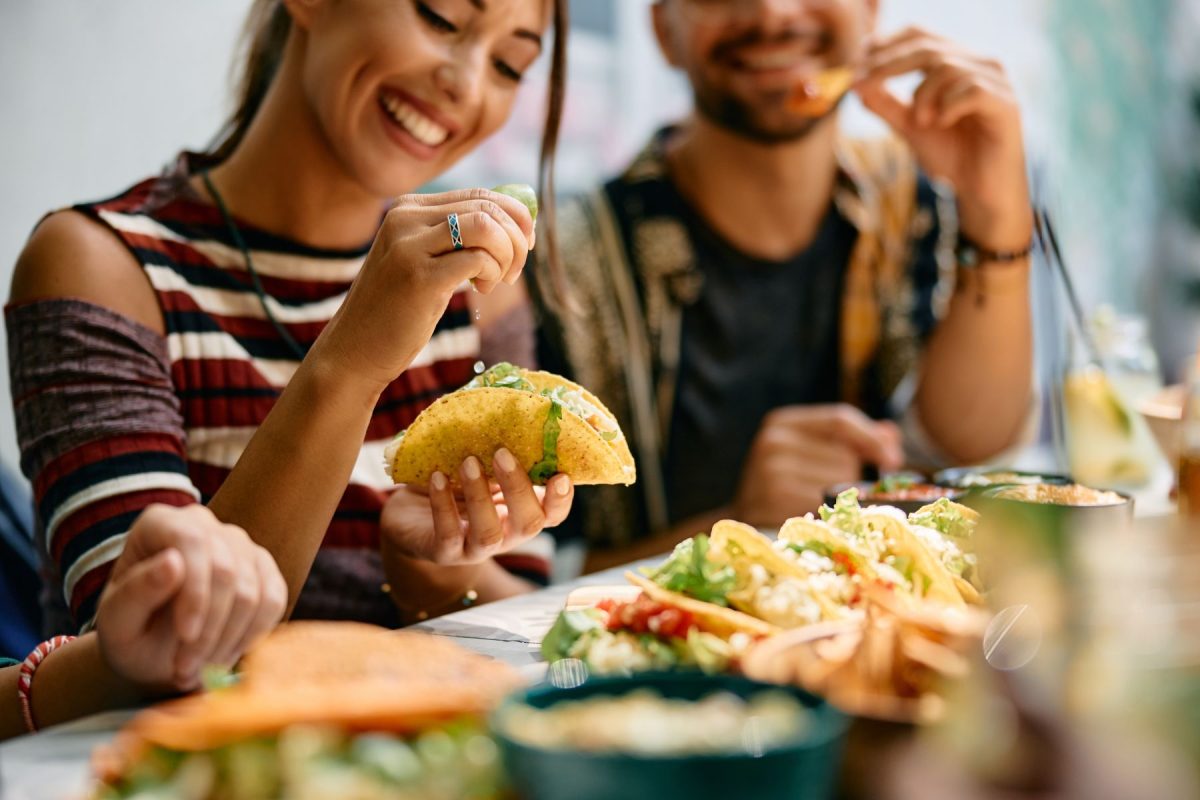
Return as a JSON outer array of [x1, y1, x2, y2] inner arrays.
[[428, 471, 468, 562], [226, 547, 288, 664], [492, 448, 548, 541], [209, 531, 263, 667], [175, 534, 236, 685], [98, 548, 186, 643], [540, 474, 574, 529], [459, 456, 505, 559], [397, 189, 535, 242]]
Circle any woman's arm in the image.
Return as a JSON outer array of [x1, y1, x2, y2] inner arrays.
[[0, 634, 143, 740], [11, 191, 553, 613], [0, 505, 286, 742]]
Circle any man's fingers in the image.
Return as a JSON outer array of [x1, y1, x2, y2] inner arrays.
[[99, 548, 186, 641], [855, 82, 914, 136], [768, 405, 903, 470]]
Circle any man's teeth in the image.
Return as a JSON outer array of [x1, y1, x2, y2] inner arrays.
[[381, 94, 449, 147], [739, 52, 806, 70]]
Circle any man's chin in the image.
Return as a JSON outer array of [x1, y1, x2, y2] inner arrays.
[[696, 96, 835, 144]]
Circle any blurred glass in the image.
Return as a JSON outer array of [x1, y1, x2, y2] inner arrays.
[[1178, 354, 1200, 518], [1063, 308, 1165, 489]]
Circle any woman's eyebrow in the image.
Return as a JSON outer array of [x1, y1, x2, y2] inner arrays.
[[469, 0, 543, 49]]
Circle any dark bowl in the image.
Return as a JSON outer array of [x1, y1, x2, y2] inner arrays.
[[493, 672, 848, 800], [932, 467, 1073, 492], [824, 480, 966, 515]]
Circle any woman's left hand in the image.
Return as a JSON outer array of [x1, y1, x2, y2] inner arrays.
[[855, 27, 1033, 252], [380, 448, 574, 565]]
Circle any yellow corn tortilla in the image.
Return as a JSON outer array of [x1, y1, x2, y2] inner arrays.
[[711, 521, 848, 622], [778, 515, 881, 580], [386, 366, 635, 486], [861, 513, 965, 607], [94, 624, 520, 783], [625, 571, 781, 639]]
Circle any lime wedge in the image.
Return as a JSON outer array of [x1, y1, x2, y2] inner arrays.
[[492, 183, 538, 222], [1064, 367, 1134, 438]]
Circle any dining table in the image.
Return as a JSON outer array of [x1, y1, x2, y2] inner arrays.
[[0, 559, 658, 800], [0, 457, 1181, 800]]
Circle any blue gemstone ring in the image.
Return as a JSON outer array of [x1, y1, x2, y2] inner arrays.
[[448, 212, 464, 250]]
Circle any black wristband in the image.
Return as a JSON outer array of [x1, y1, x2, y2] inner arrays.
[[956, 233, 1033, 268]]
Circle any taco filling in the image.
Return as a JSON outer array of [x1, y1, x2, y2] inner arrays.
[[540, 594, 749, 676]]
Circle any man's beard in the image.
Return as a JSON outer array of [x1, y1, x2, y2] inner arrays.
[[694, 86, 836, 144]]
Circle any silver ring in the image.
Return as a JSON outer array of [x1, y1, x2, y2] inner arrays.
[[448, 212, 464, 250]]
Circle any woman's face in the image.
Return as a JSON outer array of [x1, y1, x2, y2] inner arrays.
[[292, 0, 549, 196]]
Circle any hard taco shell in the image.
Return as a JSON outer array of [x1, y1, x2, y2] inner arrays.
[[387, 369, 635, 487], [625, 571, 780, 639]]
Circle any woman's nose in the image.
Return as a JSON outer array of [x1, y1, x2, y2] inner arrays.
[[433, 57, 484, 107]]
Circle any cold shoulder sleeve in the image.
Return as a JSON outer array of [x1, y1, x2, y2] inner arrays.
[[6, 298, 199, 629]]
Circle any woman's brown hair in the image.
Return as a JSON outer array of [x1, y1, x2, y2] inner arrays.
[[207, 0, 569, 298]]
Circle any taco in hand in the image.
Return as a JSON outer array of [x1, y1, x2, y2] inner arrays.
[[385, 363, 636, 487]]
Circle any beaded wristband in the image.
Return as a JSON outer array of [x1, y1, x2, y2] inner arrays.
[[18, 635, 76, 733]]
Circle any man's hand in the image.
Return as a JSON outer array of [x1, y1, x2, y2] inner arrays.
[[96, 504, 287, 693], [732, 405, 903, 528], [856, 27, 1033, 253]]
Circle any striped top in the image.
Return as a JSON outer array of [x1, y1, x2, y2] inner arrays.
[[6, 161, 551, 631]]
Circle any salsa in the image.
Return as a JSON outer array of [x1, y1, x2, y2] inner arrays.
[[596, 596, 696, 639], [865, 476, 957, 504]]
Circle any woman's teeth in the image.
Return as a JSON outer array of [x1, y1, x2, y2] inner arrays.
[[381, 94, 449, 147]]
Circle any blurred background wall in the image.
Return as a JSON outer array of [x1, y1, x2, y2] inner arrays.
[[1, 0, 1195, 466]]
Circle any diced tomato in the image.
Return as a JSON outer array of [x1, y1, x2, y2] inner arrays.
[[831, 551, 858, 576], [594, 595, 695, 638]]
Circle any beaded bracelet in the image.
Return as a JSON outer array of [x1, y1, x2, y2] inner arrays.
[[17, 635, 76, 733]]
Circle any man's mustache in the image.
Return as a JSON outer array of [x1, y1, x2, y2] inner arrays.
[[712, 29, 827, 62]]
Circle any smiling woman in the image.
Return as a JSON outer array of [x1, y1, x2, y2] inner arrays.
[[5, 0, 572, 638]]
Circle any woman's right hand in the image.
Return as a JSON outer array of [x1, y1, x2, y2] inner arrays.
[[95, 504, 288, 693], [315, 189, 535, 394]]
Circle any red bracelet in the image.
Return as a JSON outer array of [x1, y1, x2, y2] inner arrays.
[[17, 635, 76, 733]]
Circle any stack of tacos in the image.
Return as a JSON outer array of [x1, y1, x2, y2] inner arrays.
[[94, 623, 519, 800], [541, 489, 984, 681], [385, 363, 635, 486]]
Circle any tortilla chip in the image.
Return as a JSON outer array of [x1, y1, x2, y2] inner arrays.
[[387, 369, 635, 487], [787, 67, 855, 116], [625, 571, 780, 639]]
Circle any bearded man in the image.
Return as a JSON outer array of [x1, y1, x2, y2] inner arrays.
[[529, 0, 1037, 569]]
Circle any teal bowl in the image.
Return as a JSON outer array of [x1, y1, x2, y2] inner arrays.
[[493, 673, 848, 800]]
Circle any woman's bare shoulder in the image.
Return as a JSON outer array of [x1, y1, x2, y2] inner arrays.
[[8, 209, 163, 334]]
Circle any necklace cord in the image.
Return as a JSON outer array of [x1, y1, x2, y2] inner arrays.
[[200, 170, 309, 362]]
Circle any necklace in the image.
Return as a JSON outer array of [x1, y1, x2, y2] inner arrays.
[[200, 170, 309, 361]]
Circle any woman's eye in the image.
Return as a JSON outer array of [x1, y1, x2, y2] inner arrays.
[[416, 2, 457, 32], [493, 59, 522, 82]]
